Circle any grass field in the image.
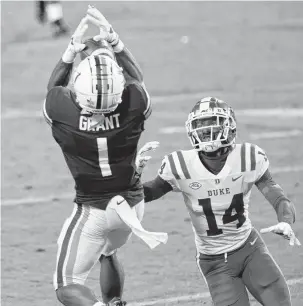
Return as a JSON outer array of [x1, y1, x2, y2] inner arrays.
[[1, 1, 303, 305]]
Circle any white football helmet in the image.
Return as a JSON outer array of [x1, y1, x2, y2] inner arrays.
[[73, 54, 125, 114], [185, 97, 237, 153]]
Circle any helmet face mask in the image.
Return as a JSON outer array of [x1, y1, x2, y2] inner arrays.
[[185, 97, 237, 153], [72, 54, 125, 115]]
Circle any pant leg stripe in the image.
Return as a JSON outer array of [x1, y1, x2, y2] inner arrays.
[[64, 205, 90, 281], [56, 204, 83, 287], [196, 253, 210, 289]]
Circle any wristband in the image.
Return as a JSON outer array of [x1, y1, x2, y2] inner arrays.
[[112, 39, 124, 53], [62, 44, 76, 63]]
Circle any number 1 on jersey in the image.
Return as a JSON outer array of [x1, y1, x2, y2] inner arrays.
[[96, 137, 112, 177]]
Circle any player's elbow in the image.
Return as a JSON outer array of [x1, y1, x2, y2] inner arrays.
[[136, 69, 144, 83]]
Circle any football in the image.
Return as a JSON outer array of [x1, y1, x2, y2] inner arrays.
[[80, 37, 115, 61]]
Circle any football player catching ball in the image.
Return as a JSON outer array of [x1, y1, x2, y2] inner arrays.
[[43, 6, 166, 306]]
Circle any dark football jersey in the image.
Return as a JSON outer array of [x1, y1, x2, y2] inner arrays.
[[44, 81, 151, 208]]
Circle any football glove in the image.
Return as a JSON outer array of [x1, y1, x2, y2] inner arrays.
[[135, 141, 160, 176], [260, 222, 301, 246], [86, 5, 124, 52], [62, 17, 88, 63]]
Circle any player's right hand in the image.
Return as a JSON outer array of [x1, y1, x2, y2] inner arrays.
[[135, 141, 160, 176]]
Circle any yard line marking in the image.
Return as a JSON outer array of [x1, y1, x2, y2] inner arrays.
[[250, 129, 302, 140], [1, 194, 74, 206], [1, 166, 303, 207], [160, 128, 303, 141], [271, 166, 303, 174], [238, 109, 303, 117], [160, 127, 184, 134], [2, 99, 303, 120], [128, 277, 303, 305]]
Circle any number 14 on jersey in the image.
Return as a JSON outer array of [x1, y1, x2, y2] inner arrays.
[[199, 193, 246, 236]]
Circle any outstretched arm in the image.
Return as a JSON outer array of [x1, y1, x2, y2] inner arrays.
[[255, 169, 300, 246], [115, 46, 143, 84], [47, 60, 74, 91], [47, 17, 88, 91], [86, 5, 143, 83], [255, 169, 296, 224], [134, 141, 173, 202], [144, 176, 173, 202]]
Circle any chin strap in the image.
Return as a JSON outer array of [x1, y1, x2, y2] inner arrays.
[[198, 146, 232, 175], [200, 146, 232, 159]]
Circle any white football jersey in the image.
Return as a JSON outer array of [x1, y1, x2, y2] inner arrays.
[[158, 143, 269, 255]]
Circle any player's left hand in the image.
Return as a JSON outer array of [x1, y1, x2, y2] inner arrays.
[[135, 141, 160, 175], [86, 5, 119, 44], [260, 222, 301, 246], [62, 17, 89, 63]]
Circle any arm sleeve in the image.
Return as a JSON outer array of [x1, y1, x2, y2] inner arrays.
[[47, 58, 74, 91], [43, 87, 59, 125], [115, 46, 143, 83], [128, 82, 152, 120], [43, 86, 70, 125], [143, 175, 173, 202], [255, 169, 296, 224]]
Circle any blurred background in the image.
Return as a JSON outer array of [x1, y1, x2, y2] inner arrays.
[[1, 1, 303, 305]]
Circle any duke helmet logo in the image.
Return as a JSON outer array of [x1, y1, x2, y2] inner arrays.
[[189, 182, 202, 190]]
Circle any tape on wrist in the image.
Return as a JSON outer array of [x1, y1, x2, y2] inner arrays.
[[112, 39, 124, 53], [62, 47, 76, 63]]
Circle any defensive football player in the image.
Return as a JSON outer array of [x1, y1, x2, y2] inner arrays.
[[43, 7, 159, 306], [36, 1, 69, 37], [142, 97, 301, 306]]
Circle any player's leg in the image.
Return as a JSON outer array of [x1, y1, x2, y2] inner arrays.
[[197, 254, 250, 306], [99, 253, 125, 303], [54, 203, 108, 306], [36, 1, 46, 23], [99, 199, 145, 303], [242, 230, 291, 306], [45, 1, 69, 37]]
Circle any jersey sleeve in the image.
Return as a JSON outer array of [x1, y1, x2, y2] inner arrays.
[[128, 81, 152, 119], [43, 87, 58, 125], [47, 58, 74, 91], [254, 144, 270, 182], [43, 86, 72, 125], [157, 155, 181, 192]]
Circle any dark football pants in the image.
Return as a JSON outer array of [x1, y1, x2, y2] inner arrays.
[[197, 228, 291, 306]]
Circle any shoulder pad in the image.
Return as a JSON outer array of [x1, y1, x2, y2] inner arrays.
[[159, 151, 191, 180], [126, 82, 151, 118], [254, 144, 269, 164], [45, 86, 75, 122]]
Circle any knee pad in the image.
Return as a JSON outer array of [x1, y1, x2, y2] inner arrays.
[[56, 284, 99, 305], [56, 285, 75, 304]]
